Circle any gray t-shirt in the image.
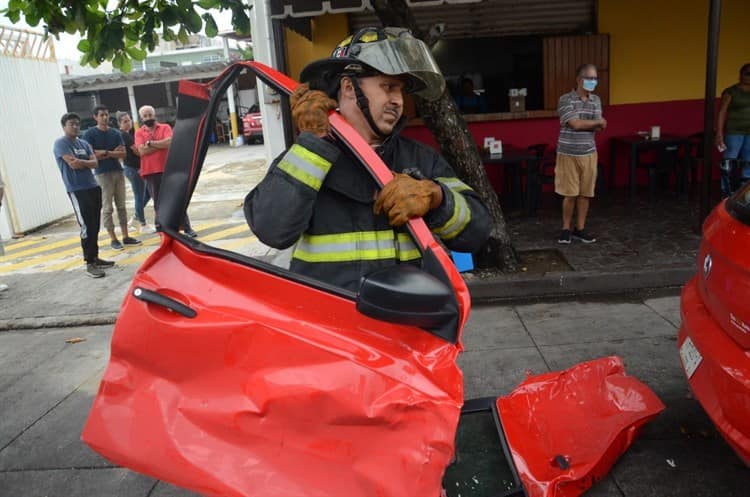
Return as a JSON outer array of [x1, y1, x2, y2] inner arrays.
[[557, 90, 602, 156], [53, 137, 99, 193]]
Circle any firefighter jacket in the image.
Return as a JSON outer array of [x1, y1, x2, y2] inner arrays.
[[244, 131, 491, 292]]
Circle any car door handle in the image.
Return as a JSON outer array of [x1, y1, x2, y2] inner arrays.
[[133, 287, 197, 318]]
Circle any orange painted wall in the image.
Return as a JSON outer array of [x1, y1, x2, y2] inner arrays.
[[599, 0, 750, 104], [284, 14, 349, 80]]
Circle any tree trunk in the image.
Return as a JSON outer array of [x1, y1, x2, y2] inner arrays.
[[371, 0, 518, 271]]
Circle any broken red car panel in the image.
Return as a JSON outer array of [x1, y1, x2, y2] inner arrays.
[[497, 356, 665, 497], [82, 61, 664, 497], [678, 198, 750, 465]]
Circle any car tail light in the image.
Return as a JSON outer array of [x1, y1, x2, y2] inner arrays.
[[698, 205, 750, 349]]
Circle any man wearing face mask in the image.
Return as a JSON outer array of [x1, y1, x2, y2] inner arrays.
[[245, 27, 491, 292], [556, 63, 606, 245], [135, 105, 198, 237]]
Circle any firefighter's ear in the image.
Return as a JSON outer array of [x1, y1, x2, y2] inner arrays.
[[339, 76, 355, 99]]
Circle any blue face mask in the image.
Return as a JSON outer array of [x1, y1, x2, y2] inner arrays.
[[582, 78, 598, 92]]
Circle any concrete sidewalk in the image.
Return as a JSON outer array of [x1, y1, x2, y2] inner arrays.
[[1, 287, 748, 497]]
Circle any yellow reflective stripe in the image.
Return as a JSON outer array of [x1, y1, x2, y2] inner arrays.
[[396, 233, 421, 261], [291, 144, 332, 173], [292, 230, 423, 263], [293, 230, 396, 263], [433, 189, 472, 240], [435, 176, 473, 192], [293, 247, 397, 263], [277, 144, 333, 191], [299, 230, 394, 245]]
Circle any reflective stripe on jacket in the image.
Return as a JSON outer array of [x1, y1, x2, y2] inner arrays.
[[245, 131, 491, 292]]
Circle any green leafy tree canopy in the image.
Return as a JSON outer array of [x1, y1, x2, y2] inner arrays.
[[1, 0, 252, 72]]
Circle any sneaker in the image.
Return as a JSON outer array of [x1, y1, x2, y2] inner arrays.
[[110, 240, 124, 251], [140, 223, 156, 234], [558, 229, 572, 244], [86, 263, 105, 278], [123, 236, 142, 246], [127, 216, 137, 229], [0, 283, 8, 292], [572, 229, 597, 243], [94, 258, 115, 268], [183, 229, 198, 238]]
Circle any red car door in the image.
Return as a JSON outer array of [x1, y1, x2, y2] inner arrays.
[[83, 62, 471, 497]]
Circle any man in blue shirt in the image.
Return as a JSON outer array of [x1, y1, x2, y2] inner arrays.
[[53, 112, 115, 278], [82, 105, 141, 250]]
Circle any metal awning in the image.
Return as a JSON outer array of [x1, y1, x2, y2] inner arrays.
[[270, 0, 481, 19], [61, 61, 230, 92]]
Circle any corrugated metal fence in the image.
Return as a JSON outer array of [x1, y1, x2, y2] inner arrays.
[[0, 27, 71, 239]]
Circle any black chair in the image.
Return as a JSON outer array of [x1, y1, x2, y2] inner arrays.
[[636, 143, 684, 201], [527, 143, 555, 211], [687, 132, 704, 196]]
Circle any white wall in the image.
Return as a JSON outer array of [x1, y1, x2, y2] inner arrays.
[[238, 89, 258, 112], [0, 56, 72, 239]]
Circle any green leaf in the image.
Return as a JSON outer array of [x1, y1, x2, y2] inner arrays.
[[125, 45, 147, 61], [203, 13, 218, 38], [112, 52, 124, 70], [177, 26, 189, 44], [120, 54, 133, 73], [162, 6, 177, 26], [77, 39, 91, 52], [232, 8, 250, 35], [162, 27, 175, 42], [63, 19, 78, 35], [187, 10, 202, 32], [124, 24, 140, 42], [197, 0, 220, 9]]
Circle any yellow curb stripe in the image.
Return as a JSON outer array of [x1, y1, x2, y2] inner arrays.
[[49, 236, 164, 272], [0, 220, 230, 274], [0, 231, 115, 260], [2, 237, 49, 252], [49, 220, 232, 271], [197, 224, 249, 242], [116, 230, 255, 268], [210, 236, 259, 252]]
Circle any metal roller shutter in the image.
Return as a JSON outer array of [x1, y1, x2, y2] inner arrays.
[[349, 0, 595, 39]]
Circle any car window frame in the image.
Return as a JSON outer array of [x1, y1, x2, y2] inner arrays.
[[155, 61, 469, 343]]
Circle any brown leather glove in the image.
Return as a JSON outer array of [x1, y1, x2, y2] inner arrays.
[[374, 173, 443, 227], [290, 83, 337, 137]]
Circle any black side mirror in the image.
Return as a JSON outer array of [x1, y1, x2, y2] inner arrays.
[[356, 265, 455, 328]]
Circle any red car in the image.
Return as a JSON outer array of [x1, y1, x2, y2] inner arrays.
[[242, 111, 263, 143], [678, 183, 750, 465]]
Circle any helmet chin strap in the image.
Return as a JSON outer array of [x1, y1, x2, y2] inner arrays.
[[349, 76, 390, 140]]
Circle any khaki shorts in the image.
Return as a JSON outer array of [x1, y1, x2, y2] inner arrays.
[[554, 152, 598, 197]]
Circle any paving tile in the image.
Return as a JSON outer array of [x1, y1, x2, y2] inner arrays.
[[516, 301, 675, 346], [150, 481, 204, 497], [0, 468, 154, 497], [0, 373, 108, 470], [643, 295, 681, 328], [612, 439, 750, 497], [459, 347, 549, 399], [0, 326, 111, 449], [462, 305, 534, 351]]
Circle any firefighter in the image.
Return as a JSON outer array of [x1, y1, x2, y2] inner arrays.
[[244, 27, 491, 291]]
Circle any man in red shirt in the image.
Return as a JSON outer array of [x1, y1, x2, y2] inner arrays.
[[135, 105, 197, 237]]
